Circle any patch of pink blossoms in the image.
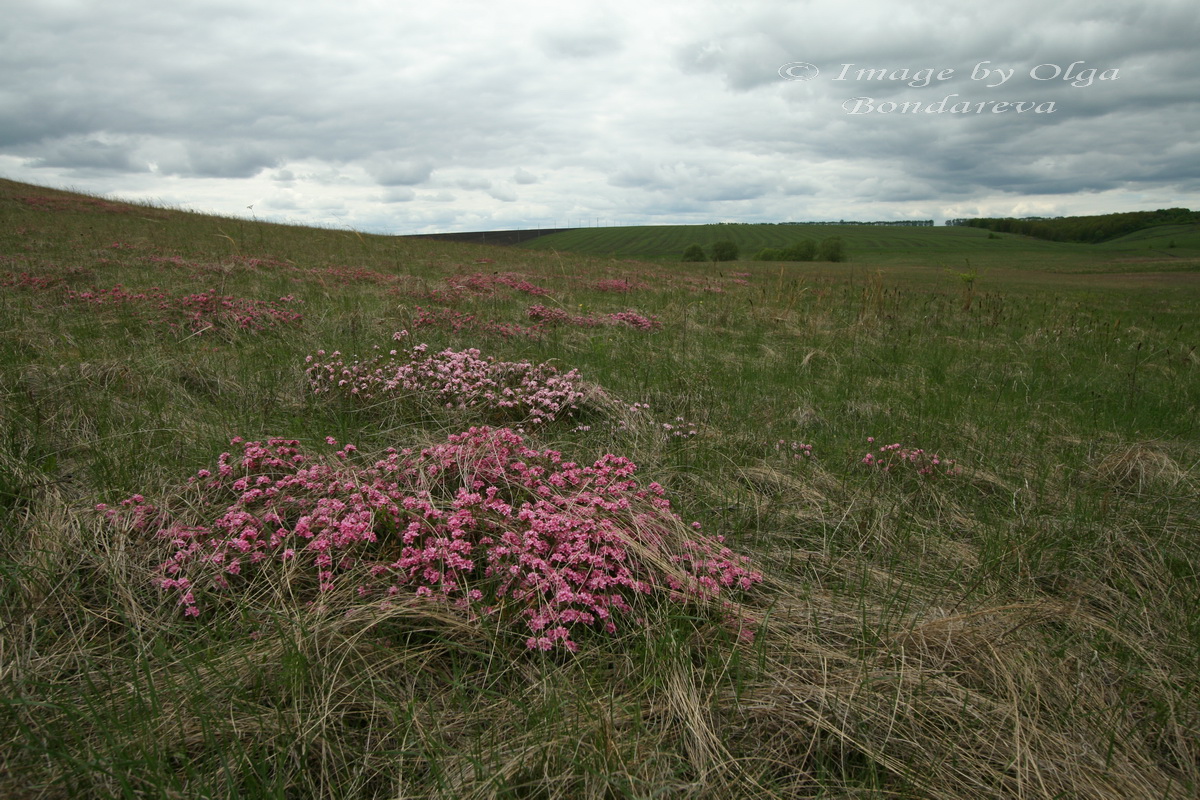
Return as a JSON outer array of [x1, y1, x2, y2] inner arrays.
[[526, 305, 661, 331], [98, 427, 762, 652], [306, 335, 587, 425], [861, 439, 961, 478]]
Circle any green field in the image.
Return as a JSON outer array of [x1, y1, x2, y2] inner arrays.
[[2, 178, 1198, 799], [522, 220, 1200, 273]]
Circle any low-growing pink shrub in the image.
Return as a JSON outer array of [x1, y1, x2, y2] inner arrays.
[[774, 440, 814, 460], [446, 272, 551, 297], [410, 306, 541, 338], [590, 278, 647, 293], [98, 427, 762, 652], [526, 304, 597, 327], [306, 334, 588, 425], [3, 274, 303, 333], [526, 305, 661, 331], [2, 271, 64, 291], [861, 438, 961, 478], [606, 310, 662, 331]]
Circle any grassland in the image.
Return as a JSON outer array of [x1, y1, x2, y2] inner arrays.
[[522, 219, 1200, 273], [2, 177, 1199, 798]]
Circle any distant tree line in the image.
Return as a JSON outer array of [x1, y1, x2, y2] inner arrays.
[[946, 208, 1199, 243]]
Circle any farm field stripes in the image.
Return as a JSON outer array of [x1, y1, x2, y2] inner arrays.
[[521, 220, 1200, 273]]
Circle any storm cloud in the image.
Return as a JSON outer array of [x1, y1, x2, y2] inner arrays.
[[3, 0, 1196, 233]]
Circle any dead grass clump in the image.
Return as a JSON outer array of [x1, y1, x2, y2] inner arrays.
[[725, 586, 1199, 799], [1093, 442, 1191, 496]]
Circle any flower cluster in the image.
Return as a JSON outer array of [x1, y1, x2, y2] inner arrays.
[[446, 272, 551, 297], [62, 285, 303, 334], [401, 272, 553, 306], [98, 427, 762, 652], [526, 305, 662, 331], [861, 438, 961, 478], [661, 416, 700, 439], [590, 278, 647, 293], [5, 270, 304, 334], [774, 440, 814, 460], [607, 310, 662, 331], [613, 403, 700, 439], [306, 336, 588, 425], [410, 306, 541, 338], [2, 271, 65, 292]]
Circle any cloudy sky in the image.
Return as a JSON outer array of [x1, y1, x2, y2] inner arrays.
[[3, 0, 1197, 234]]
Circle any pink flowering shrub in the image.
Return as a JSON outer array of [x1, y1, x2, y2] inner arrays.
[[590, 278, 647, 293], [860, 438, 961, 479], [610, 402, 701, 440], [448, 272, 551, 297], [524, 304, 591, 327], [661, 415, 700, 439], [606, 310, 662, 331], [2, 271, 66, 292], [401, 273, 551, 305], [98, 427, 762, 652], [306, 335, 589, 425], [410, 306, 541, 338], [526, 305, 662, 331], [7, 278, 304, 334], [774, 440, 814, 461]]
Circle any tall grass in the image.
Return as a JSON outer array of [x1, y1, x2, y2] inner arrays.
[[2, 178, 1198, 798]]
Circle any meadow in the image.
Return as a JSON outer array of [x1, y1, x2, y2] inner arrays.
[[1, 177, 1198, 798], [523, 219, 1200, 273]]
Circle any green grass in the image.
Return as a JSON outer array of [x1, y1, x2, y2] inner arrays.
[[2, 177, 1199, 798], [521, 220, 1200, 274]]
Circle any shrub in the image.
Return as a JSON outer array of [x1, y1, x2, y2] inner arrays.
[[681, 243, 707, 262], [98, 428, 763, 652], [860, 438, 960, 479], [781, 239, 817, 261], [816, 236, 847, 262], [526, 305, 661, 331], [408, 306, 541, 338], [753, 248, 785, 261], [711, 241, 739, 262], [306, 335, 587, 425]]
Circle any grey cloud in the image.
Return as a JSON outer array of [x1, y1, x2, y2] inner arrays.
[[158, 144, 281, 179], [28, 135, 148, 173], [1, 0, 1196, 232], [369, 160, 434, 187], [383, 187, 416, 203], [675, 32, 790, 92], [539, 30, 624, 59], [487, 185, 518, 202]]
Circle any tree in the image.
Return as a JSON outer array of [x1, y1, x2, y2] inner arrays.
[[817, 236, 847, 262], [711, 241, 739, 262], [781, 239, 816, 261], [681, 243, 706, 262]]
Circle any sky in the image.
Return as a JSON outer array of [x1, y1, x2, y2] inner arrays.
[[3, 0, 1198, 234]]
